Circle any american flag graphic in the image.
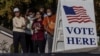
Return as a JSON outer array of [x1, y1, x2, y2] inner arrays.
[[63, 6, 93, 23]]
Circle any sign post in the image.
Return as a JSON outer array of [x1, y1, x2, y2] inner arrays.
[[52, 0, 98, 52]]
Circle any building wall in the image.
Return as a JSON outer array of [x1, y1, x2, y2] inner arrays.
[[0, 33, 13, 53]]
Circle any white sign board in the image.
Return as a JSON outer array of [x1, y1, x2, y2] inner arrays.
[[53, 0, 98, 52]]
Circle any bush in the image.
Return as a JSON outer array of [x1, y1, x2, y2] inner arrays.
[[10, 44, 22, 53]]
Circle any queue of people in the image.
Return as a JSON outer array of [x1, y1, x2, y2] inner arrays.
[[12, 7, 56, 53]]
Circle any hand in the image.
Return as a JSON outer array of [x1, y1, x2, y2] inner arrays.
[[21, 25, 26, 29], [16, 27, 23, 29], [36, 27, 40, 30], [34, 28, 38, 33], [22, 25, 25, 27]]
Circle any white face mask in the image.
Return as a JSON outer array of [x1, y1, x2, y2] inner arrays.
[[47, 13, 52, 16]]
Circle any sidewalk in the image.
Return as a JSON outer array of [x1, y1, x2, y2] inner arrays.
[[89, 46, 100, 54]]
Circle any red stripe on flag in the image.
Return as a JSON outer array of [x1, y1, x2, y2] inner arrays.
[[66, 6, 93, 23]]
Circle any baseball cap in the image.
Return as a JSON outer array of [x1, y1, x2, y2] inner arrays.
[[13, 8, 20, 12]]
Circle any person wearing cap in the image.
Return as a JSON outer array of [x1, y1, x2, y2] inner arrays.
[[13, 8, 27, 53]]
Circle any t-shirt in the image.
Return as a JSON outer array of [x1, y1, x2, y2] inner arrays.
[[32, 20, 44, 40]]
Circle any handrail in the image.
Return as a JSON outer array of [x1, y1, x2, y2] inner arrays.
[[0, 26, 13, 38]]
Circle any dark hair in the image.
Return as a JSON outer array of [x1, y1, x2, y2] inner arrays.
[[39, 7, 46, 17], [46, 8, 55, 14], [28, 8, 35, 13], [34, 11, 43, 22]]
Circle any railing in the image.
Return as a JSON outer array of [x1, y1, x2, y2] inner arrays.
[[0, 26, 13, 38]]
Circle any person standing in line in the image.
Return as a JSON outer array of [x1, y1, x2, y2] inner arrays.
[[13, 8, 27, 53], [43, 8, 56, 53], [32, 11, 45, 53], [39, 7, 47, 52], [25, 9, 35, 53], [39, 7, 47, 17]]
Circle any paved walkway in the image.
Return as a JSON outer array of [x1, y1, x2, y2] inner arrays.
[[89, 46, 100, 54]]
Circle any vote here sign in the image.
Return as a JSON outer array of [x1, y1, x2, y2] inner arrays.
[[60, 0, 98, 50]]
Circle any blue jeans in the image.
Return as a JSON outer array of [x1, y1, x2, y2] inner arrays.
[[46, 33, 53, 53]]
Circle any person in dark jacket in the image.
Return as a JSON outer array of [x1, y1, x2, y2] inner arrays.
[[32, 11, 45, 53]]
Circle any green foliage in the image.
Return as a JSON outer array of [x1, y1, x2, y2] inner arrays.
[[98, 42, 100, 46], [0, 0, 57, 15], [0, 0, 57, 30], [10, 44, 22, 53]]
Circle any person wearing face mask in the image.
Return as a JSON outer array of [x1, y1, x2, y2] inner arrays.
[[25, 9, 35, 53], [42, 8, 56, 53]]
